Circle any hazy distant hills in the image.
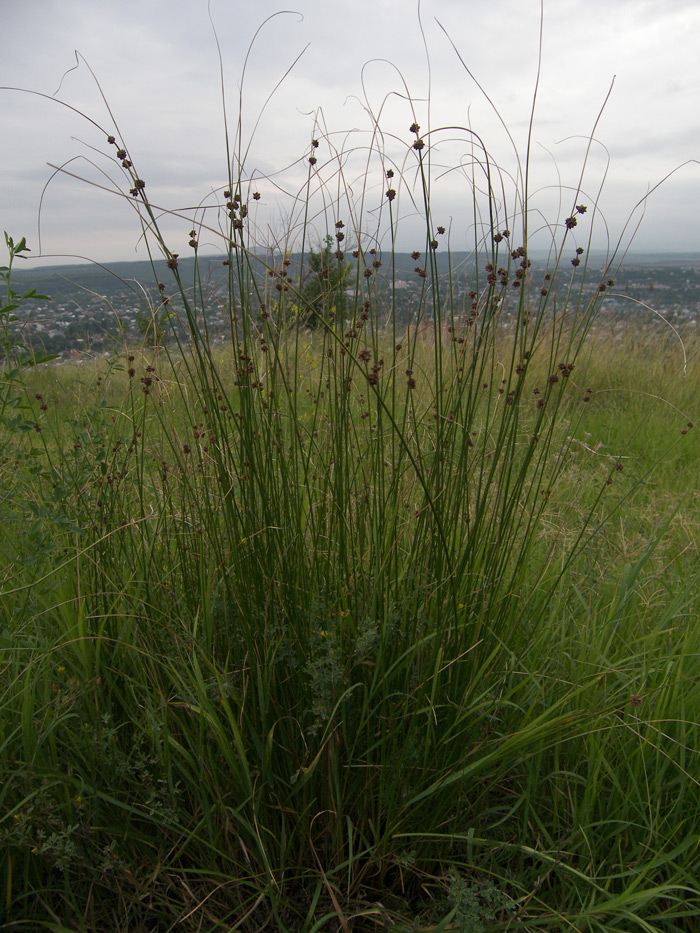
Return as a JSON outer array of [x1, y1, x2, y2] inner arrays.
[[6, 250, 699, 355], [10, 249, 700, 298]]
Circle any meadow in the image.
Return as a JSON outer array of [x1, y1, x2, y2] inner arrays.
[[2, 41, 700, 931]]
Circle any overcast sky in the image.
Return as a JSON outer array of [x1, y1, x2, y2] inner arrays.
[[1, 0, 699, 266]]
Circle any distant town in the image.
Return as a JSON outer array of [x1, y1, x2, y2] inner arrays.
[[10, 251, 700, 357]]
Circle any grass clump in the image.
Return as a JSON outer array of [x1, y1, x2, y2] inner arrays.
[[1, 14, 700, 932]]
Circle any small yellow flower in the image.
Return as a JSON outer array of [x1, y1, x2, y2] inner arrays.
[[57, 666, 65, 673], [320, 630, 327, 638]]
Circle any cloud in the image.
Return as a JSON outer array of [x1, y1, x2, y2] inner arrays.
[[2, 0, 699, 262]]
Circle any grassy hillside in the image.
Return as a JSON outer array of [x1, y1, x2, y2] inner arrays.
[[2, 266, 699, 930]]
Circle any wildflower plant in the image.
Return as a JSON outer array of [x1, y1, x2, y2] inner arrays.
[[0, 233, 54, 440]]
